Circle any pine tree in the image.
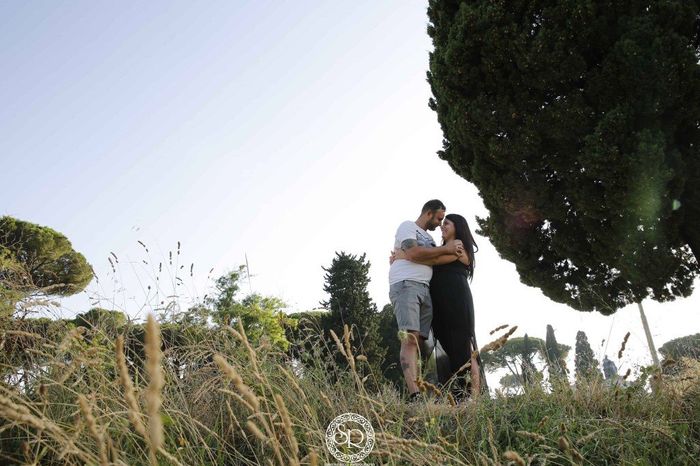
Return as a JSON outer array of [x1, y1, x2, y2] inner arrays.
[[427, 1, 700, 314], [321, 252, 385, 375], [481, 336, 543, 379], [1, 216, 93, 317], [574, 330, 603, 381]]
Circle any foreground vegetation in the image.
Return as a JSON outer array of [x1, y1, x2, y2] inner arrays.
[[1, 315, 699, 466], [2, 216, 699, 463]]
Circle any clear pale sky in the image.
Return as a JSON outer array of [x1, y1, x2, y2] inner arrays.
[[2, 1, 698, 378]]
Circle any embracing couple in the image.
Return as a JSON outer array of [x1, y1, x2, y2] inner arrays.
[[389, 199, 485, 402]]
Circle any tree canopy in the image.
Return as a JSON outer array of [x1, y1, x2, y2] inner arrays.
[[427, 1, 700, 314], [1, 216, 92, 317]]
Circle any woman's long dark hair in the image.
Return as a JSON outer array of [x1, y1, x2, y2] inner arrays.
[[443, 213, 478, 280]]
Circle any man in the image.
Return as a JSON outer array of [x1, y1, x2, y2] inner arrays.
[[388, 199, 463, 401]]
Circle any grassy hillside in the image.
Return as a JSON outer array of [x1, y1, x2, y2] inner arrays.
[[1, 317, 699, 465]]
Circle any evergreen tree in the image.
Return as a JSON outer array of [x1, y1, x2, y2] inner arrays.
[[321, 252, 385, 375], [1, 216, 93, 317], [427, 1, 700, 314], [659, 333, 700, 360], [545, 325, 569, 382], [574, 330, 603, 381]]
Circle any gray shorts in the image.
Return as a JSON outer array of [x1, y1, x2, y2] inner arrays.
[[389, 280, 432, 339]]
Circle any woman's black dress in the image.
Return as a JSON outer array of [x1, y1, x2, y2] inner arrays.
[[430, 260, 487, 397]]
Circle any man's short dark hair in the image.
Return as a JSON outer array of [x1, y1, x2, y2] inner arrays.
[[422, 199, 446, 214]]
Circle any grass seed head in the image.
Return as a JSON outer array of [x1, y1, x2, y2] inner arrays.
[[618, 332, 631, 359], [503, 450, 526, 466], [145, 314, 164, 461]]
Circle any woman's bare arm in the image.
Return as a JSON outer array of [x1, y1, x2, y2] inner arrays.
[[457, 253, 471, 266], [392, 248, 460, 266]]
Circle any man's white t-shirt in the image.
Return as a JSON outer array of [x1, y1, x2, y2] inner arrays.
[[388, 221, 436, 285]]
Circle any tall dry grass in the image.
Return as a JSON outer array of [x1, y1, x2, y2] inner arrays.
[[1, 314, 699, 465]]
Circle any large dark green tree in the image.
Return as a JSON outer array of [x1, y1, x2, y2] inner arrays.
[[321, 252, 385, 375], [427, 1, 700, 313], [0, 216, 93, 317]]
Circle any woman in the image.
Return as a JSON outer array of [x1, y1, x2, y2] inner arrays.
[[392, 214, 486, 399], [429, 214, 486, 399]]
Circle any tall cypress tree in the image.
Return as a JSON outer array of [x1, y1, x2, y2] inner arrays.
[[427, 1, 700, 314], [321, 252, 385, 375], [574, 330, 603, 381], [545, 325, 568, 382]]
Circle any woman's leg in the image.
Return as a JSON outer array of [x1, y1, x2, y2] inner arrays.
[[469, 339, 480, 396], [441, 330, 470, 399]]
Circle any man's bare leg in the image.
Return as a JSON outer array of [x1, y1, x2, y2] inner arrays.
[[399, 330, 423, 395]]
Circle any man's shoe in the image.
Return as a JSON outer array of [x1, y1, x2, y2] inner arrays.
[[407, 392, 423, 403]]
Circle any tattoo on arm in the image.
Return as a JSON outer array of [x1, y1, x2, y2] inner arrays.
[[400, 239, 417, 251]]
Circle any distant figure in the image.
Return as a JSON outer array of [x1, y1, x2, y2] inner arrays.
[[602, 355, 618, 380], [388, 200, 463, 402]]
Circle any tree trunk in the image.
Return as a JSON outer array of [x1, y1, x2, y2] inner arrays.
[[637, 301, 661, 370]]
